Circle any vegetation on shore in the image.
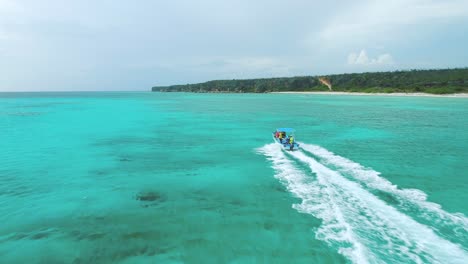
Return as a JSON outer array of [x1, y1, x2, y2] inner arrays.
[[152, 68, 468, 94]]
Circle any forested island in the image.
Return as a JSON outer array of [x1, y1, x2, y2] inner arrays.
[[152, 68, 468, 94]]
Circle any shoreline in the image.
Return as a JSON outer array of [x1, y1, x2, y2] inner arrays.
[[271, 91, 468, 98]]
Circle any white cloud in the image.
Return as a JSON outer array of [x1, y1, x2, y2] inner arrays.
[[355, 50, 370, 65], [376, 54, 394, 65], [348, 50, 394, 66]]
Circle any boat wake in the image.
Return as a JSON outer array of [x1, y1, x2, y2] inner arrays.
[[257, 143, 468, 264]]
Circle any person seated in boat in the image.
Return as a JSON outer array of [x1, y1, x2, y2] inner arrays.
[[275, 131, 279, 139], [289, 135, 295, 150], [278, 132, 283, 143]]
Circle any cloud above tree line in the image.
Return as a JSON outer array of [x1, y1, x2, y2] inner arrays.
[[348, 50, 394, 66]]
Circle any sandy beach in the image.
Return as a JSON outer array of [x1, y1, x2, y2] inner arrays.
[[272, 91, 468, 98]]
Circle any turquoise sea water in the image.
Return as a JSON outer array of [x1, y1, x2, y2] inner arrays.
[[1, 92, 467, 263]]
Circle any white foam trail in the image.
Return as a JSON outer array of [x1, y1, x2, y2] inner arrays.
[[288, 149, 468, 263], [299, 143, 468, 240], [258, 143, 468, 263], [257, 144, 371, 264]]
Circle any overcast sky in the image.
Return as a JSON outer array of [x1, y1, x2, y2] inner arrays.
[[1, 0, 468, 91]]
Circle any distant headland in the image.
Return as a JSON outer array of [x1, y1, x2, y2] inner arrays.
[[152, 68, 468, 95]]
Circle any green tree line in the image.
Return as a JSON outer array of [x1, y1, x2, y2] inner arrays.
[[152, 68, 468, 94]]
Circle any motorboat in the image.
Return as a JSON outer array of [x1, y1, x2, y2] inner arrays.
[[272, 128, 300, 151]]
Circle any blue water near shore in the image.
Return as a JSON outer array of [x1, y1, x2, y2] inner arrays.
[[1, 92, 467, 263]]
